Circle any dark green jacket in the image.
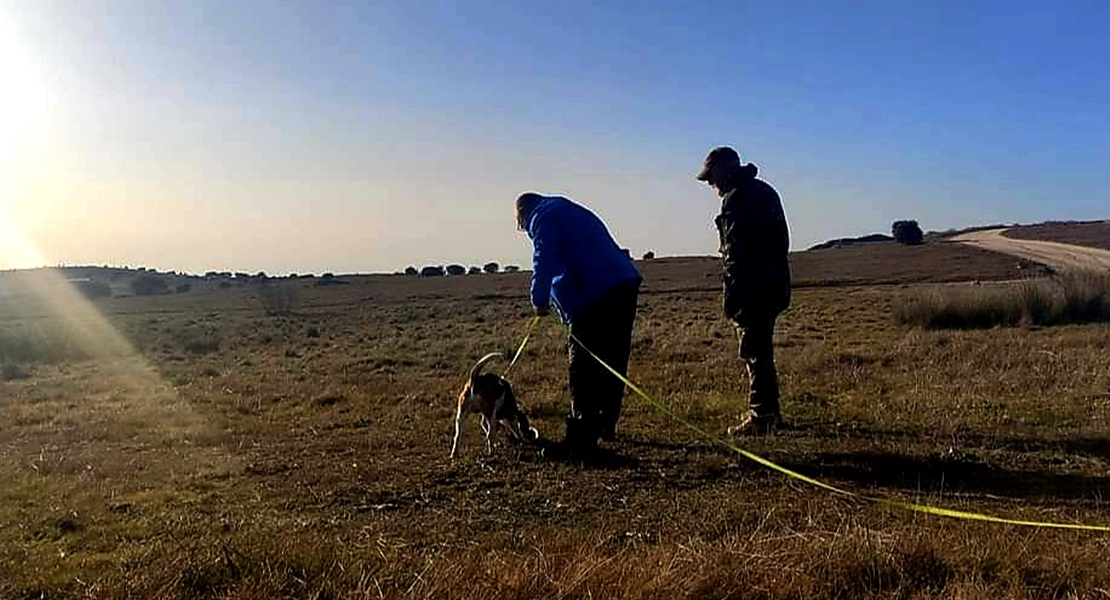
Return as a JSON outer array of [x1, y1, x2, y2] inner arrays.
[[714, 164, 791, 325]]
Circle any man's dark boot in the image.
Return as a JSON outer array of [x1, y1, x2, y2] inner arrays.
[[727, 410, 783, 436], [541, 415, 600, 461], [599, 419, 618, 442]]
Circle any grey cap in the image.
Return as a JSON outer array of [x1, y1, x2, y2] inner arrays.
[[695, 146, 741, 181]]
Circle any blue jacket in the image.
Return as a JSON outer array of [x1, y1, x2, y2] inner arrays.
[[527, 196, 641, 323]]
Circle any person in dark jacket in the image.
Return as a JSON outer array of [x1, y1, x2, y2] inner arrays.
[[516, 192, 642, 457], [695, 147, 791, 435]]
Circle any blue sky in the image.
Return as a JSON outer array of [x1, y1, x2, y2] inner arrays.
[[2, 1, 1108, 274]]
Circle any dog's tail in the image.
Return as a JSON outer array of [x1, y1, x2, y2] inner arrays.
[[468, 352, 503, 386]]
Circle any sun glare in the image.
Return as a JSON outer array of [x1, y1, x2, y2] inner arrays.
[[0, 206, 44, 270], [0, 18, 50, 171], [1, 207, 197, 439]]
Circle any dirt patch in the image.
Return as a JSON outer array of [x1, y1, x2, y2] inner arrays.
[[956, 228, 1110, 273]]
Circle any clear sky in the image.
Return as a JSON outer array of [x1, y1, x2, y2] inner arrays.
[[2, 1, 1108, 275]]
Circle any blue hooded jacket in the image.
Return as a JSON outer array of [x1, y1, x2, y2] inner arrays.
[[527, 196, 641, 323]]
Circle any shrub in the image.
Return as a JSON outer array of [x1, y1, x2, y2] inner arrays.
[[502, 265, 520, 273], [483, 262, 499, 274], [421, 266, 445, 277], [257, 283, 301, 316], [177, 327, 221, 355], [405, 266, 419, 276], [468, 266, 482, 275], [131, 275, 169, 296], [642, 251, 655, 260], [74, 280, 112, 298], [1, 360, 30, 381], [0, 324, 88, 366], [445, 264, 467, 276], [892, 220, 924, 245]]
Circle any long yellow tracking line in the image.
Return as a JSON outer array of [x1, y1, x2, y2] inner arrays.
[[502, 315, 541, 378], [518, 317, 1109, 532]]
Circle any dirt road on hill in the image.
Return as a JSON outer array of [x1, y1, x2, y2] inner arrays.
[[954, 228, 1110, 273]]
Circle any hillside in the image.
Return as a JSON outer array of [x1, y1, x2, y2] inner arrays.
[[1002, 220, 1110, 251]]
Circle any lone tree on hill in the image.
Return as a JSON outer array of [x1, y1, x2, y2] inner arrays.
[[892, 220, 924, 245]]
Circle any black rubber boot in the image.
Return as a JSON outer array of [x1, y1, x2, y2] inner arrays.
[[599, 420, 618, 442], [541, 415, 600, 461]]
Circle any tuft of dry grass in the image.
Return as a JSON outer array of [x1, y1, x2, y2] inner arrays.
[[175, 325, 223, 355], [0, 322, 90, 367], [8, 523, 1103, 599], [0, 360, 30, 381], [895, 273, 1110, 330], [256, 282, 302, 317]]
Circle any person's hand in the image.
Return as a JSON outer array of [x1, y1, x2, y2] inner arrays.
[[534, 305, 550, 317]]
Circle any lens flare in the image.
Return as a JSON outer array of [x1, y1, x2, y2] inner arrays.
[[1, 207, 208, 448]]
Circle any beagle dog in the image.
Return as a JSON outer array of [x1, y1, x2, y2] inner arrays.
[[450, 352, 538, 457]]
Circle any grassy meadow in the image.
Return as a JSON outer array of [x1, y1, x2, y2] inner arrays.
[[2, 240, 1109, 599]]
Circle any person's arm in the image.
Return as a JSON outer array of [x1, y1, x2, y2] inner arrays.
[[718, 198, 752, 322], [530, 211, 557, 315]]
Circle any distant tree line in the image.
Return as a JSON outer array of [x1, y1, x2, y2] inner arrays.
[[403, 253, 659, 277], [406, 263, 523, 277]]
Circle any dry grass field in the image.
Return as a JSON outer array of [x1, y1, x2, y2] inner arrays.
[[2, 241, 1110, 599], [1004, 221, 1110, 251]]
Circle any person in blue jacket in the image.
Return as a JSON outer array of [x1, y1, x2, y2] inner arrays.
[[516, 192, 642, 458]]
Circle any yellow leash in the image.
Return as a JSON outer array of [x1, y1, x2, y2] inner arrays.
[[518, 316, 1110, 532], [502, 315, 541, 378]]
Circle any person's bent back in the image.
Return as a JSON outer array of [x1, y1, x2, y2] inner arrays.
[[522, 194, 641, 323]]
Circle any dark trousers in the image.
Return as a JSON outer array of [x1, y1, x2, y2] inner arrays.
[[736, 316, 780, 417], [566, 280, 640, 442]]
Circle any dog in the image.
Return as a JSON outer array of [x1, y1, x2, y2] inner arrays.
[[450, 352, 539, 458]]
